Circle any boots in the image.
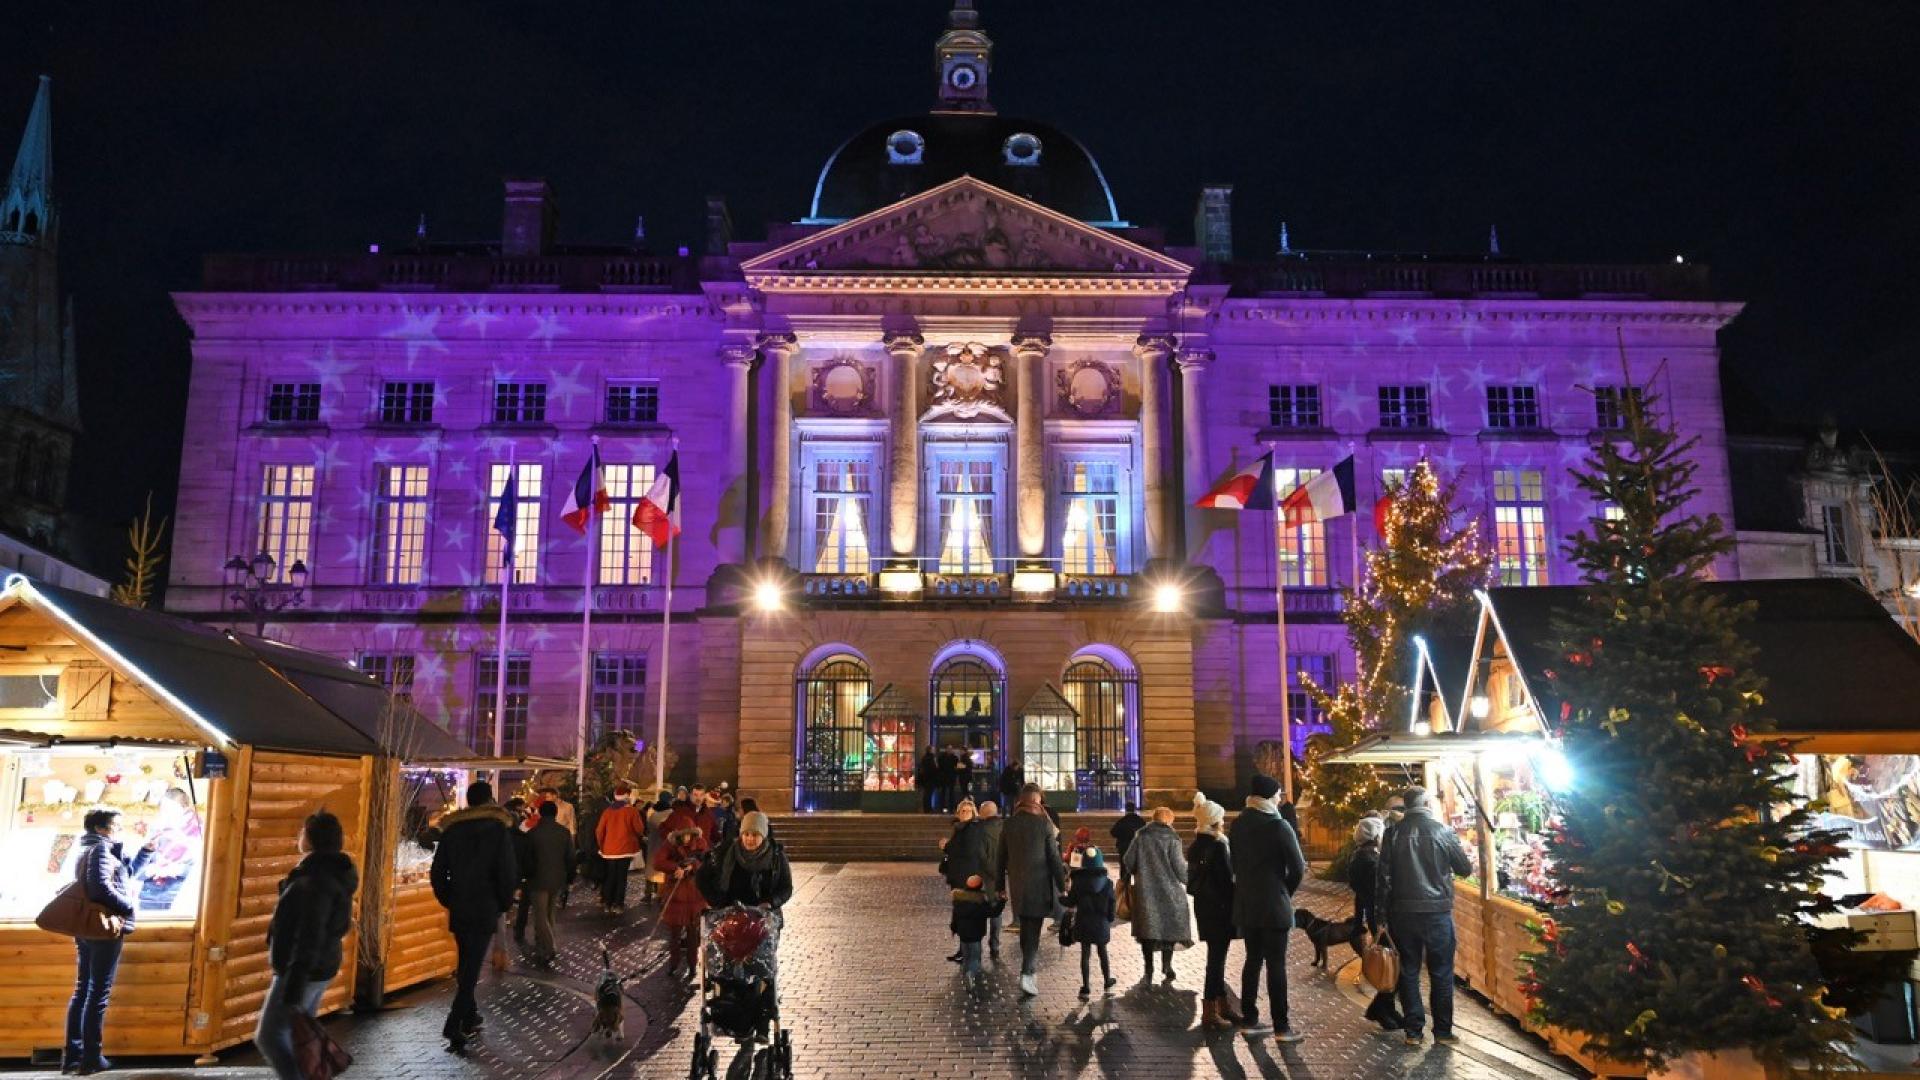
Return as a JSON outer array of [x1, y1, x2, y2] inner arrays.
[[1220, 990, 1245, 1024], [1202, 998, 1233, 1029]]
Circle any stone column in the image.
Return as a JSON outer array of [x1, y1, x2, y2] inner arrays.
[[716, 339, 756, 567], [757, 333, 799, 564], [1176, 348, 1213, 561], [1134, 334, 1175, 563], [884, 332, 925, 561], [1011, 333, 1052, 561]]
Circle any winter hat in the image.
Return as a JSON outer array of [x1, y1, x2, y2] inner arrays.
[[1193, 795, 1225, 833], [740, 811, 771, 838], [1250, 774, 1282, 800], [1353, 816, 1385, 845], [1082, 846, 1106, 872]]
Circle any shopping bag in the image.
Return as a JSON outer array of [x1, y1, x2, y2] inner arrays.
[[291, 1008, 353, 1079], [1360, 930, 1400, 993], [1114, 881, 1132, 922]]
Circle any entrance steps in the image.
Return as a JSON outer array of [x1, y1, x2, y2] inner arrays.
[[770, 812, 1124, 863]]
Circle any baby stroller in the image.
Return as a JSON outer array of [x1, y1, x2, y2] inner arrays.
[[688, 903, 793, 1080]]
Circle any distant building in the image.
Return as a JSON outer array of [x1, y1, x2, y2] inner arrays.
[[0, 529, 107, 597], [166, 4, 1743, 809]]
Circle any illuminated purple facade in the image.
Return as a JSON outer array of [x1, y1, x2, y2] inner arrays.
[[166, 4, 1741, 810]]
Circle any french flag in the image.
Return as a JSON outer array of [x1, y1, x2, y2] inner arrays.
[[1194, 452, 1274, 511], [1281, 455, 1359, 521], [560, 447, 611, 534], [633, 451, 681, 549]]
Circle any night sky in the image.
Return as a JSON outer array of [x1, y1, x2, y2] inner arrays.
[[10, 1, 1920, 549]]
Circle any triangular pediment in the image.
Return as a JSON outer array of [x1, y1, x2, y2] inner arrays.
[[742, 176, 1191, 285]]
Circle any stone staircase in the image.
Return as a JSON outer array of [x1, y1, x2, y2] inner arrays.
[[770, 812, 1125, 862]]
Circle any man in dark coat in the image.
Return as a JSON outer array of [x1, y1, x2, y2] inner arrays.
[[1378, 786, 1473, 1046], [916, 750, 938, 813], [1109, 804, 1146, 892], [994, 785, 1065, 998], [523, 801, 575, 967], [936, 747, 960, 814], [1228, 774, 1306, 1042], [976, 802, 1006, 960], [431, 781, 519, 1052], [997, 758, 1024, 807]]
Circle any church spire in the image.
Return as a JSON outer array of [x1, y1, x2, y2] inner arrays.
[[934, 1, 994, 114], [2, 76, 54, 246]]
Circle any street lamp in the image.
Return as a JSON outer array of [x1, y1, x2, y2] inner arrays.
[[225, 550, 307, 635]]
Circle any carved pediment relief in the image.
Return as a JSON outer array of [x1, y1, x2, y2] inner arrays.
[[741, 176, 1192, 283], [1056, 357, 1122, 418], [808, 355, 876, 416], [924, 342, 1011, 423]]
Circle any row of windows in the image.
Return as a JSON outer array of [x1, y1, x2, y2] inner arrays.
[[1267, 383, 1644, 433], [359, 650, 648, 755], [263, 380, 660, 426]]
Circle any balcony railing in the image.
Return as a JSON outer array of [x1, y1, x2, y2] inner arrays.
[[201, 252, 697, 293], [1237, 260, 1709, 300]]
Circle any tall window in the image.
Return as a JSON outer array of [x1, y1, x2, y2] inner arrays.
[[492, 381, 547, 424], [473, 655, 531, 754], [379, 381, 435, 424], [589, 653, 647, 746], [1273, 467, 1328, 587], [1287, 654, 1334, 749], [1493, 469, 1549, 585], [1486, 385, 1542, 430], [1061, 656, 1140, 810], [485, 463, 544, 585], [255, 464, 315, 584], [372, 465, 430, 585], [936, 460, 996, 574], [265, 382, 321, 424], [796, 654, 872, 811], [1268, 385, 1322, 429], [1378, 385, 1432, 429], [599, 463, 657, 585], [358, 653, 415, 704], [1058, 459, 1121, 575], [605, 382, 659, 424], [1594, 385, 1644, 431], [1819, 504, 1851, 565], [811, 458, 875, 575]]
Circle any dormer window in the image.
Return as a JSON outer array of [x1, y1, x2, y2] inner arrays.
[[887, 130, 924, 166], [1003, 133, 1042, 167]]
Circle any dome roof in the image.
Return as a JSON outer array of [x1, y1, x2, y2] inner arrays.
[[807, 113, 1123, 226]]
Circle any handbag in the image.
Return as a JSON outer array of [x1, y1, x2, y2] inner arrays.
[[1057, 905, 1077, 947], [1360, 930, 1400, 993], [1114, 881, 1132, 922], [36, 880, 122, 940], [291, 1008, 353, 1079]]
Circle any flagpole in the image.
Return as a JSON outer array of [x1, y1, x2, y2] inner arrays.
[[652, 440, 679, 796], [1269, 445, 1294, 802], [495, 445, 514, 767], [574, 439, 599, 793]]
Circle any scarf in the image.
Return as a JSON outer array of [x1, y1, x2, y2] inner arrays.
[[1245, 795, 1280, 817], [727, 835, 777, 877]]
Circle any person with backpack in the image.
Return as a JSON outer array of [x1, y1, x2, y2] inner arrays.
[[254, 810, 358, 1079], [1066, 847, 1117, 999], [430, 782, 519, 1053]]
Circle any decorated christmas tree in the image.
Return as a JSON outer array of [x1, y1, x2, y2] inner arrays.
[[1302, 456, 1490, 829], [1520, 386, 1855, 1070]]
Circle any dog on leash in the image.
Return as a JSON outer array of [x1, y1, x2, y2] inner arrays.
[[1293, 908, 1367, 968], [588, 948, 626, 1042]]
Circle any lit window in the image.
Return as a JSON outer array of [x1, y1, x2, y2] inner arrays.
[[1268, 385, 1322, 429], [485, 463, 543, 585], [936, 460, 996, 574], [1493, 469, 1549, 585], [473, 654, 531, 755], [1287, 654, 1335, 753], [599, 463, 657, 585], [1381, 468, 1409, 494], [605, 382, 659, 425], [358, 653, 416, 704], [590, 654, 647, 747], [1486, 385, 1542, 430], [1058, 460, 1121, 575], [1594, 386, 1644, 431], [1273, 467, 1328, 587], [372, 465, 430, 585], [378, 381, 435, 424], [1023, 713, 1076, 793], [255, 464, 315, 584], [492, 381, 547, 424], [1378, 385, 1432, 429], [265, 382, 321, 424], [811, 458, 874, 575]]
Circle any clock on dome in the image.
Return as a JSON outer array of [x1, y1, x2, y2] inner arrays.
[[933, 2, 993, 113], [947, 64, 978, 91]]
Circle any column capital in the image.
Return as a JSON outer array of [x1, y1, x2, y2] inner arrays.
[[1174, 348, 1214, 374], [1009, 332, 1052, 360], [718, 340, 757, 369], [883, 331, 925, 358], [1133, 333, 1176, 362], [757, 331, 799, 358]]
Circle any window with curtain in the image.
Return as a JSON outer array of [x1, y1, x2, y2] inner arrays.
[[1493, 469, 1549, 585], [936, 459, 996, 574], [599, 463, 657, 585], [472, 654, 531, 754], [1058, 459, 1121, 575], [1273, 467, 1328, 587], [372, 464, 430, 585], [811, 458, 874, 574], [484, 463, 543, 585], [256, 464, 315, 584], [590, 653, 647, 746]]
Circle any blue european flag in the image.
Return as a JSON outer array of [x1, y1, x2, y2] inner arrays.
[[492, 465, 519, 569]]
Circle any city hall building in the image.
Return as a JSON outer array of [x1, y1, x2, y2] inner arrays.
[[164, 4, 1740, 811]]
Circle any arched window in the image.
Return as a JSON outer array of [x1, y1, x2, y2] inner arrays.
[[930, 654, 1004, 801], [795, 653, 871, 811], [1062, 653, 1141, 810]]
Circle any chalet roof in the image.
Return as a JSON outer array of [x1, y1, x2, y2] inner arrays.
[[1481, 579, 1920, 736], [0, 574, 474, 759]]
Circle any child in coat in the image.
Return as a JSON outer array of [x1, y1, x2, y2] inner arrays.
[[1067, 847, 1118, 998], [653, 825, 710, 980], [950, 873, 1000, 987]]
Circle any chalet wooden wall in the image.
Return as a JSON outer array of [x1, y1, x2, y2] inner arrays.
[[383, 878, 454, 993]]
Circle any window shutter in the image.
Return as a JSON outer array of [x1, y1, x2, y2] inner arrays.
[[59, 661, 112, 721]]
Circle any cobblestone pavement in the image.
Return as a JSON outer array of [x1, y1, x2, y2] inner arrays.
[[6, 865, 1580, 1079]]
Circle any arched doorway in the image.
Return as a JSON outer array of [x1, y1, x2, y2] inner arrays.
[[1062, 653, 1141, 810], [795, 652, 871, 811], [929, 653, 1004, 804]]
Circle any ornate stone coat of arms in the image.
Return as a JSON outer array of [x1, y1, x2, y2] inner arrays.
[[927, 342, 1009, 421]]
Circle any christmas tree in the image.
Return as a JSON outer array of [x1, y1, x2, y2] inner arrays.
[[1520, 386, 1855, 1070], [1302, 456, 1491, 829]]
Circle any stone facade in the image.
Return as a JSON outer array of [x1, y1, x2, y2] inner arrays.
[[164, 6, 1744, 809]]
